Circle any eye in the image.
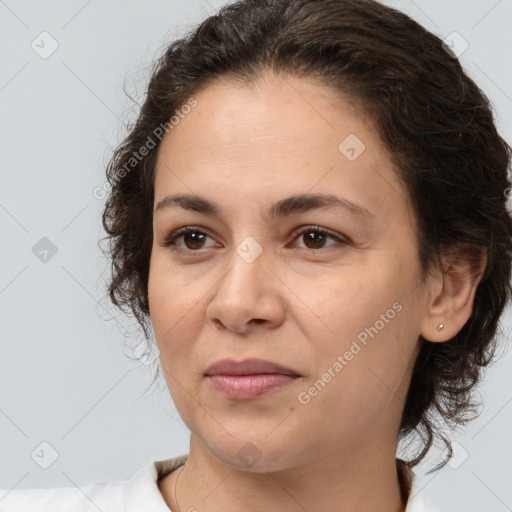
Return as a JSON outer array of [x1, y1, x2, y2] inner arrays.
[[160, 225, 349, 255], [161, 226, 217, 253], [289, 225, 348, 251]]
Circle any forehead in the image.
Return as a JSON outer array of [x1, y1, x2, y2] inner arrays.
[[157, 74, 372, 159], [153, 74, 409, 224]]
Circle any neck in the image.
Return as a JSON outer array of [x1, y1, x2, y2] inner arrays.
[[160, 435, 407, 512]]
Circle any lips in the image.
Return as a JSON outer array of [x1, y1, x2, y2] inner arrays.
[[205, 358, 300, 377], [205, 358, 301, 400]]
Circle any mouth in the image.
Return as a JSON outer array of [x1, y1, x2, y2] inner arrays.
[[205, 357, 301, 377], [204, 358, 301, 400]]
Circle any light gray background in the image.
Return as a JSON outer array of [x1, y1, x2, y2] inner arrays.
[[1, 1, 511, 510]]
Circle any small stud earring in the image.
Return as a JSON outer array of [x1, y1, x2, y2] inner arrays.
[[437, 323, 444, 331]]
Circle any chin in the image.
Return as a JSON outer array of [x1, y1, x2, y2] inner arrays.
[[198, 432, 300, 473]]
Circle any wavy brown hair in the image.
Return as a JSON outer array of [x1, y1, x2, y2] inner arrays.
[[100, 0, 512, 471]]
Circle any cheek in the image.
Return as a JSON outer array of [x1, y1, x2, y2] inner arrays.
[[148, 252, 196, 333], [301, 262, 418, 400], [148, 263, 188, 369], [301, 264, 398, 347], [148, 275, 203, 415], [298, 324, 414, 441], [147, 257, 213, 378]]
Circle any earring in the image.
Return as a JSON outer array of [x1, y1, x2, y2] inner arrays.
[[437, 323, 444, 331]]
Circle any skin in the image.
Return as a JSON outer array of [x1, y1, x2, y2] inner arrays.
[[148, 72, 486, 512]]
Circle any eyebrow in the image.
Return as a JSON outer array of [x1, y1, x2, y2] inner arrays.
[[154, 193, 372, 219]]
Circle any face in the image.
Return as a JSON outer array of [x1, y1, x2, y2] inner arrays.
[[148, 74, 429, 472]]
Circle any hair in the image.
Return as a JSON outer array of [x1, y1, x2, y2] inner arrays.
[[100, 0, 512, 471]]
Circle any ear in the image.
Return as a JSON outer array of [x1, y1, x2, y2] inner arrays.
[[420, 244, 487, 342]]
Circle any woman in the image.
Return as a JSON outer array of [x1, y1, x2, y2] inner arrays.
[[1, 0, 510, 510]]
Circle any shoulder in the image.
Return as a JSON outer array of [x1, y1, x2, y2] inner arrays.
[[0, 479, 125, 511], [1, 455, 440, 511], [0, 455, 187, 512]]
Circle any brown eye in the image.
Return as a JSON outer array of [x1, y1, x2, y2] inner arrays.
[[161, 227, 216, 251], [180, 231, 207, 250], [291, 226, 348, 251], [302, 230, 328, 249]]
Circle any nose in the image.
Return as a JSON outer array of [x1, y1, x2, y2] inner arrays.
[[206, 242, 286, 334]]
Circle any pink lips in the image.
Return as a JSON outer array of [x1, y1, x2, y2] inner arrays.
[[205, 358, 300, 400]]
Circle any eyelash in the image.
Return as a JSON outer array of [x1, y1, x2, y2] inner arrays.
[[161, 225, 349, 255]]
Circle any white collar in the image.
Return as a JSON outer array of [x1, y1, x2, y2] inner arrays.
[[121, 455, 440, 512]]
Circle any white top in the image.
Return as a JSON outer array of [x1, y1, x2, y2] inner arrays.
[[0, 454, 440, 511]]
